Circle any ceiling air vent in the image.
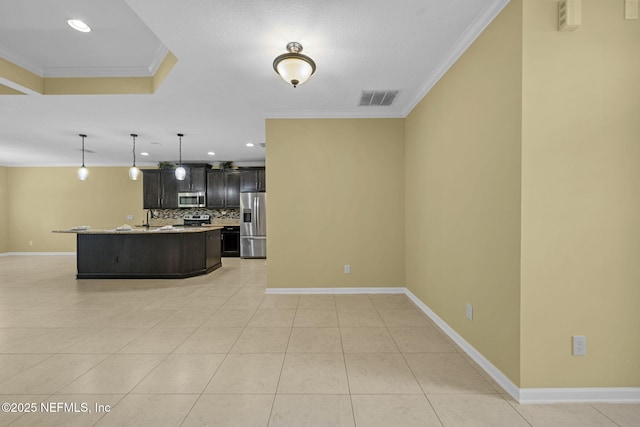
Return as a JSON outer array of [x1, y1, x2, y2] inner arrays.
[[359, 90, 399, 106]]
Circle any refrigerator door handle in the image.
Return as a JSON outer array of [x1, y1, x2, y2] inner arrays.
[[255, 196, 260, 235]]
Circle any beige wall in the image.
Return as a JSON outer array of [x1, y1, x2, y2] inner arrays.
[[405, 0, 523, 385], [0, 167, 8, 252], [520, 0, 640, 387], [266, 118, 405, 289], [7, 167, 144, 252]]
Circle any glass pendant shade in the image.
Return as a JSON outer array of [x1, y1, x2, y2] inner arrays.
[[175, 133, 186, 180], [129, 134, 139, 180], [129, 166, 140, 180], [273, 42, 316, 88], [175, 166, 186, 180], [77, 166, 89, 180]]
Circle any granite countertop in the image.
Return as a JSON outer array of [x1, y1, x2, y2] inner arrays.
[[148, 219, 240, 227], [53, 225, 223, 234], [211, 222, 240, 227]]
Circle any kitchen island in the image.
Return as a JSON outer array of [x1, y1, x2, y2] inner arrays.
[[53, 226, 222, 279]]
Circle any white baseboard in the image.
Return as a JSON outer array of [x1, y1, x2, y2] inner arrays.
[[266, 285, 640, 404], [265, 287, 405, 295], [404, 288, 522, 401], [3, 252, 76, 256], [518, 387, 640, 404]]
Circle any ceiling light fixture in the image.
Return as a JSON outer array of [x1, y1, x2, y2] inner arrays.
[[246, 143, 254, 147], [67, 19, 91, 33], [129, 134, 140, 180], [175, 133, 186, 180], [77, 134, 89, 181], [273, 42, 316, 88], [207, 151, 215, 156], [140, 152, 150, 156]]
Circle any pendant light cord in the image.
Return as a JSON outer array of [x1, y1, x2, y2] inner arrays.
[[131, 134, 137, 167], [178, 133, 183, 166], [79, 134, 86, 167]]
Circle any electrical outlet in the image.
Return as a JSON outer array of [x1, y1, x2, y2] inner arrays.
[[466, 303, 473, 320], [572, 335, 586, 356], [126, 214, 134, 220], [344, 264, 350, 274], [28, 240, 33, 246], [626, 0, 638, 20]]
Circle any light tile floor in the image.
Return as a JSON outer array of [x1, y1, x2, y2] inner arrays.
[[0, 256, 638, 426]]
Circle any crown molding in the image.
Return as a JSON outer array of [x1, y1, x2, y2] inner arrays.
[[402, 0, 511, 117], [148, 45, 170, 75], [0, 46, 43, 76], [0, 43, 169, 78], [42, 65, 154, 78]]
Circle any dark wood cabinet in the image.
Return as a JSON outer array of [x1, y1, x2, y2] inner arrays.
[[205, 230, 222, 268], [240, 167, 266, 192], [76, 229, 221, 279], [206, 170, 225, 208], [143, 169, 178, 209], [225, 170, 241, 208], [145, 165, 263, 210], [177, 164, 207, 193], [206, 169, 240, 208], [161, 170, 178, 208], [143, 170, 161, 209]]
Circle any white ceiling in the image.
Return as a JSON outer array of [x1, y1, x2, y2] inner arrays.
[[0, 0, 508, 167]]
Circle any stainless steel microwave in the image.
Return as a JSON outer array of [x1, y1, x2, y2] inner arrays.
[[178, 192, 206, 208]]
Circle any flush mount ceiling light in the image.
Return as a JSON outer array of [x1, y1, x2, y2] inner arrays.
[[246, 142, 254, 147], [77, 134, 89, 181], [273, 42, 316, 88], [129, 134, 140, 180], [175, 133, 186, 180], [67, 19, 91, 33]]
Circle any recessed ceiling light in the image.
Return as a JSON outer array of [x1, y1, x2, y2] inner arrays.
[[67, 19, 91, 33], [207, 151, 215, 156], [246, 143, 254, 147], [140, 152, 150, 156]]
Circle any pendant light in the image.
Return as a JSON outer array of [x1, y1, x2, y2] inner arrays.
[[129, 133, 140, 180], [273, 42, 316, 88], [77, 134, 89, 180], [175, 133, 186, 180]]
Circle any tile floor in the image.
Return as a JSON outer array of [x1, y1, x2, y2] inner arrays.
[[0, 256, 638, 426]]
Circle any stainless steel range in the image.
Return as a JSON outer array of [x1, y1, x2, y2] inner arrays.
[[182, 214, 211, 227]]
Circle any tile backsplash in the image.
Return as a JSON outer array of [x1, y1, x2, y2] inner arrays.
[[149, 208, 240, 225]]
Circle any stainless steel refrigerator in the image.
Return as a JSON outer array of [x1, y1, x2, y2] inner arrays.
[[240, 192, 266, 258]]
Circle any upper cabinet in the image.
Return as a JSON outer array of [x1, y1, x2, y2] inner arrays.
[[224, 170, 241, 208], [177, 164, 207, 193], [206, 170, 225, 208], [144, 165, 264, 210], [142, 169, 178, 209], [240, 167, 266, 192], [206, 169, 241, 208]]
